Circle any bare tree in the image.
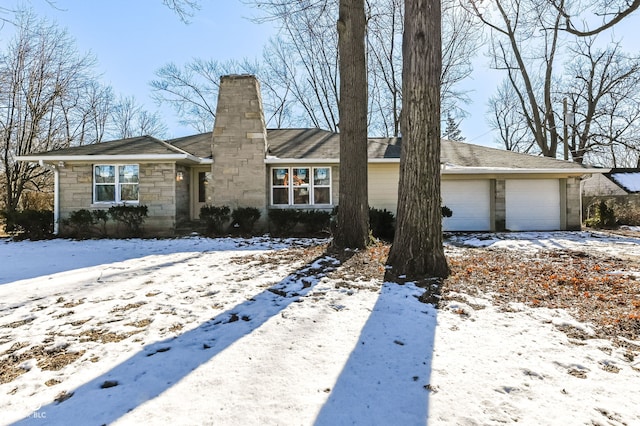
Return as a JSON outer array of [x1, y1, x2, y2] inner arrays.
[[247, 0, 480, 136], [465, 0, 568, 158], [469, 0, 640, 164], [151, 57, 294, 131], [257, 1, 341, 131], [162, 0, 201, 23], [551, 0, 640, 36], [387, 0, 449, 279], [110, 95, 168, 139], [564, 39, 640, 165], [488, 80, 537, 153], [0, 12, 99, 212]]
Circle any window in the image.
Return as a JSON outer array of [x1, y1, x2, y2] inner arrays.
[[93, 164, 139, 203], [271, 166, 331, 206]]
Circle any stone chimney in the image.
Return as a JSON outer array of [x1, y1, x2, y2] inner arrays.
[[210, 75, 268, 218]]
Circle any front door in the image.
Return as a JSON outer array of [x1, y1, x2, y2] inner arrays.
[[191, 167, 212, 220]]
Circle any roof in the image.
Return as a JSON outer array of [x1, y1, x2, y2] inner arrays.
[[266, 128, 597, 172], [17, 134, 208, 164], [17, 128, 604, 173], [605, 169, 640, 193]]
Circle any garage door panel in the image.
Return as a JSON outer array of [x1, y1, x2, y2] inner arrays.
[[506, 179, 560, 231], [442, 180, 491, 231]]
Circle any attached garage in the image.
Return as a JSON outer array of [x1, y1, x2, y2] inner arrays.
[[442, 180, 491, 231], [505, 179, 561, 231]]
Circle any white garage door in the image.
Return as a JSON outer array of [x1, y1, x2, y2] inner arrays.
[[506, 179, 560, 231], [442, 180, 491, 231]]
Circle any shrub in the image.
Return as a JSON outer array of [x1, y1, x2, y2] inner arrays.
[[65, 209, 96, 239], [585, 200, 616, 229], [200, 205, 231, 235], [268, 209, 301, 235], [299, 210, 331, 234], [1, 209, 53, 240], [63, 209, 111, 238], [369, 207, 395, 241], [231, 207, 261, 234], [92, 210, 110, 237], [108, 204, 148, 237]]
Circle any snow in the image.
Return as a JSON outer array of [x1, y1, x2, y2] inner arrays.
[[0, 233, 639, 425], [611, 172, 640, 192]]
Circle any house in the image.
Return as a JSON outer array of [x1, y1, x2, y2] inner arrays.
[[17, 74, 606, 236], [582, 168, 640, 223]]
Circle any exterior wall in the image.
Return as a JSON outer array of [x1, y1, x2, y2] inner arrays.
[[138, 163, 176, 235], [57, 162, 177, 236], [367, 163, 400, 213], [58, 164, 93, 217], [582, 173, 626, 196], [565, 177, 582, 230], [211, 75, 268, 228]]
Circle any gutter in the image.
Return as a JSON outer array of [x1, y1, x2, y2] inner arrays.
[[17, 154, 212, 164], [38, 160, 60, 235], [265, 157, 610, 175]]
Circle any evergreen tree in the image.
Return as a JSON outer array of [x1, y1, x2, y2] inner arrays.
[[443, 112, 464, 141]]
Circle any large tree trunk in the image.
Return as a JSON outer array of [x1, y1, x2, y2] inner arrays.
[[333, 0, 369, 249], [387, 0, 449, 278]]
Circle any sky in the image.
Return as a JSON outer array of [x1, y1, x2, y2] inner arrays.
[[4, 1, 640, 147], [0, 232, 639, 424]]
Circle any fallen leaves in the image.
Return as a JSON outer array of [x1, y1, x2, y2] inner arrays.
[[444, 248, 640, 343]]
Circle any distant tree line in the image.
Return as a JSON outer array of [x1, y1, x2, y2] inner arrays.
[[0, 10, 168, 212]]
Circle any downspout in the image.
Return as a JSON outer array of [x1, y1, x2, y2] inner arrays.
[[39, 160, 60, 235]]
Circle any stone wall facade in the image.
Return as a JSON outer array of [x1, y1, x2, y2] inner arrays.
[[211, 75, 268, 228], [58, 162, 177, 236], [565, 177, 582, 230]]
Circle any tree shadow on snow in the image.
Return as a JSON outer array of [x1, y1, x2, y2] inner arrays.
[[314, 278, 439, 426], [12, 253, 338, 426]]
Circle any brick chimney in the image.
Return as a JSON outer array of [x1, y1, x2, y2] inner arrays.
[[210, 75, 268, 221]]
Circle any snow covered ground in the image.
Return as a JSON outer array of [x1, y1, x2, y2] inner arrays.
[[0, 232, 639, 425]]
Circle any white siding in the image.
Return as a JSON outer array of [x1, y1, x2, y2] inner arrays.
[[442, 180, 492, 231], [506, 179, 560, 231], [368, 164, 400, 213]]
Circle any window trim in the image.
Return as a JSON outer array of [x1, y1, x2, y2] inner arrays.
[[270, 166, 332, 206], [92, 164, 140, 204]]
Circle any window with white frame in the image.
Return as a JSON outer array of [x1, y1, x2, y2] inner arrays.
[[93, 164, 139, 203], [271, 166, 332, 206]]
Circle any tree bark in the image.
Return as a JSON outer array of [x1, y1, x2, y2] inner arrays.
[[387, 0, 449, 278], [333, 0, 369, 249]]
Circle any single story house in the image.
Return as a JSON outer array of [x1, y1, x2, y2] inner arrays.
[[18, 75, 606, 236], [582, 168, 640, 221]]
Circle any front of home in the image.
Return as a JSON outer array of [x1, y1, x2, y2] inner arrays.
[[18, 75, 605, 236]]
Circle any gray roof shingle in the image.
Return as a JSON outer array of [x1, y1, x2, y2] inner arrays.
[[24, 128, 595, 171]]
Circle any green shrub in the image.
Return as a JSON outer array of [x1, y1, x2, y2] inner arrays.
[[65, 209, 96, 238], [92, 210, 110, 237], [299, 210, 331, 234], [369, 207, 395, 241], [231, 207, 261, 234], [585, 200, 616, 228], [63, 209, 111, 238], [200, 205, 231, 235], [108, 204, 148, 237], [268, 209, 301, 235], [1, 209, 53, 240]]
